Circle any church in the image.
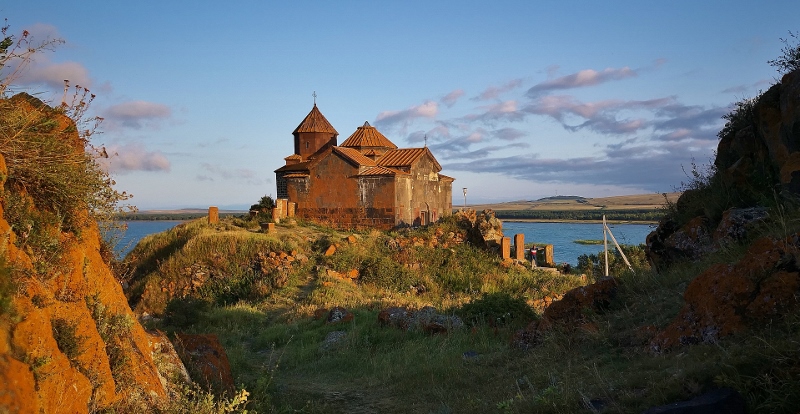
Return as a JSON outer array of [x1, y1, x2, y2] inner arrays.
[[275, 104, 454, 229]]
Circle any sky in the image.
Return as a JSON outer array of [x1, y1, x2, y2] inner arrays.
[[2, 1, 798, 209]]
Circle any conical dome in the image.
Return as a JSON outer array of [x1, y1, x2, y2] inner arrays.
[[293, 104, 338, 135], [340, 121, 397, 149]]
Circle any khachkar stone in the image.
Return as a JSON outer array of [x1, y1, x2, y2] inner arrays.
[[272, 208, 281, 224], [288, 202, 296, 218], [543, 245, 554, 266], [501, 236, 511, 259], [267, 222, 275, 233], [514, 234, 525, 261], [208, 206, 219, 224]]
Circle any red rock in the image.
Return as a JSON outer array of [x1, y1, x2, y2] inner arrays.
[[327, 306, 353, 323], [174, 333, 234, 394], [324, 245, 337, 256], [651, 234, 800, 352]]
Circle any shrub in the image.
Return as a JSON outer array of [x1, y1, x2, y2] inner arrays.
[[577, 244, 650, 279], [51, 318, 85, 362], [768, 30, 800, 74]]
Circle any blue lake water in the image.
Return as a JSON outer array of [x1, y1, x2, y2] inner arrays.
[[112, 221, 185, 258], [111, 220, 654, 265], [502, 221, 655, 265]]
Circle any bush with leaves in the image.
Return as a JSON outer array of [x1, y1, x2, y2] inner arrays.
[[768, 30, 800, 75], [0, 22, 133, 268]]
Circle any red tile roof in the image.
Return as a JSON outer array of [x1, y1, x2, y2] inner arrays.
[[356, 166, 408, 176], [340, 121, 397, 149], [284, 154, 302, 161], [293, 104, 338, 135], [333, 147, 377, 167], [283, 173, 310, 178], [377, 147, 441, 171]]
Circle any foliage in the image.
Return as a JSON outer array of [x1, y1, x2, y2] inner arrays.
[[249, 195, 275, 212], [576, 243, 650, 279], [0, 256, 14, 317], [458, 292, 536, 327], [767, 30, 800, 74], [51, 318, 86, 362], [717, 95, 759, 140]]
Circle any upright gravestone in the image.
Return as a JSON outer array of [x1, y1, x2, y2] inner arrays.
[[514, 234, 525, 261], [543, 244, 554, 266], [501, 237, 511, 259], [288, 202, 296, 218], [208, 206, 219, 224], [272, 208, 280, 224]]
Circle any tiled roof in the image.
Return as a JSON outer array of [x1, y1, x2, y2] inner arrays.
[[340, 121, 397, 149], [284, 154, 302, 161], [377, 147, 441, 171], [275, 160, 311, 173], [333, 147, 377, 167], [438, 173, 455, 182], [283, 173, 310, 178], [356, 166, 408, 176], [293, 104, 338, 135]]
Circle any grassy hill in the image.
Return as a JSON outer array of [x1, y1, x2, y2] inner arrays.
[[470, 192, 680, 212], [118, 212, 800, 413]]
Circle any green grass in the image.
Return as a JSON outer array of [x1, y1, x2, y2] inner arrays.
[[573, 239, 603, 245], [126, 212, 800, 413]]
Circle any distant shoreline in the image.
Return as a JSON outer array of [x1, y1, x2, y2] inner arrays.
[[502, 219, 658, 225]]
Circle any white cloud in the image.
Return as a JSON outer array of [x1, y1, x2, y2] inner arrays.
[[99, 143, 171, 174], [103, 101, 172, 129]]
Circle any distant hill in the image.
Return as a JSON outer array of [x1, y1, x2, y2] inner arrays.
[[470, 192, 680, 212]]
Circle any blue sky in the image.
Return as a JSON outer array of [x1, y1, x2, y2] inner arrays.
[[2, 1, 797, 209]]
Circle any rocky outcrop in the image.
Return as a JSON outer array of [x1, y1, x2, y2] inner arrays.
[[454, 209, 504, 248], [512, 277, 618, 349], [651, 233, 800, 351], [647, 69, 800, 268], [0, 172, 168, 410]]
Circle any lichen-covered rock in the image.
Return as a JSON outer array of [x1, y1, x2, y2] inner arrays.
[[539, 276, 618, 329], [378, 306, 463, 334], [327, 306, 354, 323], [0, 125, 168, 412], [174, 333, 234, 394], [651, 233, 800, 352]]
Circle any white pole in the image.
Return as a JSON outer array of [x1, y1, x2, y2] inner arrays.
[[603, 215, 609, 277], [605, 222, 634, 273]]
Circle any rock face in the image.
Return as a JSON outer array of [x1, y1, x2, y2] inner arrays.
[[454, 209, 504, 248], [647, 69, 800, 268], [0, 97, 173, 411], [651, 233, 800, 351]]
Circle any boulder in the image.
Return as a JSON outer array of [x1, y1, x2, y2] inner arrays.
[[327, 306, 354, 324], [174, 333, 234, 395], [651, 233, 800, 352]]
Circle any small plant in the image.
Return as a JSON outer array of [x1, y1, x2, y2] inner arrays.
[[51, 318, 86, 362], [768, 30, 800, 75]]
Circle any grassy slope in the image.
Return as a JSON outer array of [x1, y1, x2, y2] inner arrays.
[[126, 214, 799, 413]]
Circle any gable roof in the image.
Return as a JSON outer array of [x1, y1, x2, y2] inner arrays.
[[333, 146, 377, 167], [377, 147, 441, 171], [340, 121, 397, 149], [293, 104, 338, 135], [356, 166, 408, 177]]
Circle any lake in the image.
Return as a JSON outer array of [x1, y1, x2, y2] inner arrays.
[[111, 220, 654, 265], [112, 221, 185, 258], [502, 221, 655, 265]]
